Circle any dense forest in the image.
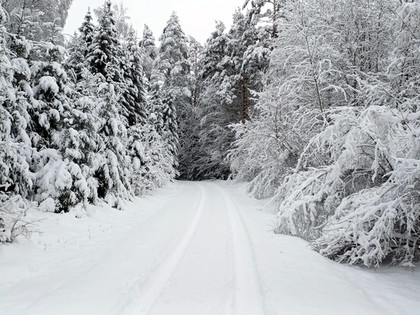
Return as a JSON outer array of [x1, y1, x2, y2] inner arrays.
[[1, 0, 419, 267]]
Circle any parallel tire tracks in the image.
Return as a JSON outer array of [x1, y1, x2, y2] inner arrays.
[[216, 184, 265, 315], [132, 183, 207, 315]]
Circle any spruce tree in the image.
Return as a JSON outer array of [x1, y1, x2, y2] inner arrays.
[[156, 12, 191, 173], [191, 21, 237, 179], [66, 9, 95, 82], [139, 24, 157, 82], [122, 28, 147, 126], [85, 1, 132, 204], [0, 5, 32, 204], [86, 1, 123, 83]]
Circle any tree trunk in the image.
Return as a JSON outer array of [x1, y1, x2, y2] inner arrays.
[[241, 76, 250, 123]]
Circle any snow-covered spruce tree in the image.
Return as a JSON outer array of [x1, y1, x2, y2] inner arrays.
[[0, 5, 34, 242], [139, 24, 157, 82], [121, 28, 147, 126], [146, 68, 178, 181], [197, 10, 269, 180], [64, 11, 109, 206], [156, 12, 192, 174], [139, 24, 176, 185], [29, 37, 94, 213], [94, 81, 131, 206], [176, 36, 203, 179], [86, 1, 123, 83], [191, 21, 235, 179], [85, 0, 132, 205], [123, 28, 155, 195], [66, 9, 95, 83], [94, 1, 131, 42], [187, 36, 203, 109], [228, 9, 270, 122], [242, 0, 283, 38], [6, 34, 34, 200]]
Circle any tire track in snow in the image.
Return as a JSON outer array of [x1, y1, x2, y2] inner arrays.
[[12, 184, 188, 315], [216, 183, 266, 315], [131, 183, 207, 315]]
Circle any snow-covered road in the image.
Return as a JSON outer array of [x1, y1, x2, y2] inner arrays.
[[1, 181, 419, 315]]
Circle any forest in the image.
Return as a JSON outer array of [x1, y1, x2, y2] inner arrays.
[[1, 0, 419, 268]]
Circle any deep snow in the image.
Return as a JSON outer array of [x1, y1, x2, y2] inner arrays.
[[0, 181, 419, 315]]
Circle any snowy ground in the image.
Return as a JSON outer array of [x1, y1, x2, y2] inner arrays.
[[1, 181, 419, 315]]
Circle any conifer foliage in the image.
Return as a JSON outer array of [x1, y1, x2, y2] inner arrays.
[[0, 1, 177, 240]]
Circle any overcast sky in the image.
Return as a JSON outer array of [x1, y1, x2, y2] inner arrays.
[[64, 0, 244, 43]]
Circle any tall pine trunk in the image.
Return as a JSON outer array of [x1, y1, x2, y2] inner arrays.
[[241, 75, 249, 123]]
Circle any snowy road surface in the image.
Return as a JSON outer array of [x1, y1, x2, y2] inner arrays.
[[1, 181, 419, 315]]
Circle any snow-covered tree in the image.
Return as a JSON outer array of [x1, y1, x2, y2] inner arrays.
[[0, 4, 34, 241], [229, 0, 420, 266], [192, 9, 269, 180], [86, 1, 123, 83], [156, 12, 191, 172], [94, 1, 131, 41], [4, 0, 73, 42], [139, 24, 157, 82], [242, 0, 283, 38], [122, 28, 147, 126], [66, 9, 95, 82], [94, 82, 132, 206], [187, 21, 236, 179]]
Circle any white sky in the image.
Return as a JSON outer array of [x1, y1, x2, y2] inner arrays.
[[64, 0, 244, 44]]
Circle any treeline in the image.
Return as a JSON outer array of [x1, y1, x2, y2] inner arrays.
[[0, 0, 269, 242], [0, 1, 179, 241]]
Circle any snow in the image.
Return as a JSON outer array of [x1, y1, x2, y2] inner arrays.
[[0, 181, 419, 315], [38, 76, 59, 94]]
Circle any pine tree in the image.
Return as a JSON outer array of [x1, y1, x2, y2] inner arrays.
[[242, 0, 283, 38], [0, 5, 32, 202], [85, 1, 132, 205], [1, 4, 35, 241], [176, 36, 203, 178], [122, 28, 147, 126], [188, 21, 233, 179], [86, 1, 123, 83], [66, 9, 95, 82], [139, 24, 157, 82], [156, 12, 191, 172], [94, 82, 132, 205]]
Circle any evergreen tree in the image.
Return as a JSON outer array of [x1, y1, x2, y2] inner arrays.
[[139, 24, 157, 82], [86, 1, 123, 83], [94, 82, 132, 205], [156, 12, 191, 172], [242, 0, 283, 38], [122, 28, 147, 126], [66, 9, 95, 82], [0, 4, 32, 206], [192, 21, 235, 179], [192, 11, 269, 180], [176, 36, 203, 178], [85, 1, 132, 204], [0, 4, 34, 242]]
